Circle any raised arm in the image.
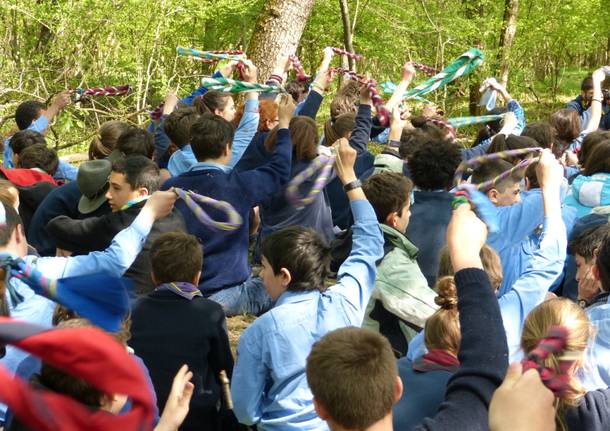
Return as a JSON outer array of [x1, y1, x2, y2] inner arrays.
[[582, 67, 607, 135], [415, 204, 508, 431], [385, 62, 416, 112], [329, 138, 384, 321], [344, 86, 374, 154], [32, 191, 177, 278], [230, 64, 260, 167], [498, 150, 566, 359]]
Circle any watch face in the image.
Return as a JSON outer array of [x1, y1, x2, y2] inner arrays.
[[578, 299, 588, 309]]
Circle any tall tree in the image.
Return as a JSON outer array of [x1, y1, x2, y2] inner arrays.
[[247, 0, 316, 80], [497, 0, 519, 87], [339, 0, 355, 71]]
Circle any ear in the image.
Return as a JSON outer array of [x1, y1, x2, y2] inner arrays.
[[214, 108, 224, 117], [14, 224, 26, 247], [224, 142, 232, 158], [313, 398, 331, 421], [279, 267, 292, 288], [487, 188, 499, 204], [524, 177, 531, 191], [137, 186, 150, 197], [593, 263, 600, 282], [394, 375, 404, 404], [385, 212, 398, 229]]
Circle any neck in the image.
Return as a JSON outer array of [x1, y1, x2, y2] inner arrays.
[[200, 156, 230, 166], [0, 244, 22, 258], [330, 414, 393, 431]]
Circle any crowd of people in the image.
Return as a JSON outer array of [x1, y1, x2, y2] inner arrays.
[[0, 46, 609, 431]]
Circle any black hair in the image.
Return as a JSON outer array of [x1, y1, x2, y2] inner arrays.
[[261, 226, 331, 292], [522, 122, 554, 153], [190, 113, 234, 161], [15, 101, 45, 130], [596, 234, 610, 292], [399, 126, 447, 160], [408, 138, 461, 191], [285, 79, 309, 104], [11, 130, 46, 156], [0, 200, 23, 247], [116, 127, 154, 159], [471, 159, 521, 192], [474, 107, 507, 145], [487, 134, 539, 159], [18, 144, 59, 176], [581, 77, 594, 92], [569, 225, 610, 261], [164, 107, 200, 149], [111, 155, 160, 193]]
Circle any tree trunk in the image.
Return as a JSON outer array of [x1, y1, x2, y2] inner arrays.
[[247, 0, 316, 81], [464, 1, 484, 115], [497, 0, 519, 87], [339, 0, 355, 71]]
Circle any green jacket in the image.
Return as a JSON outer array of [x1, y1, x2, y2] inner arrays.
[[362, 224, 438, 356]]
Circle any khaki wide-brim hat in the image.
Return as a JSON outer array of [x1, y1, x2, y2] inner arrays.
[[77, 159, 112, 214]]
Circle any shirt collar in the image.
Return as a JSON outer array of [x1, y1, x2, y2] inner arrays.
[[588, 291, 610, 309], [275, 289, 320, 307], [188, 161, 232, 173]]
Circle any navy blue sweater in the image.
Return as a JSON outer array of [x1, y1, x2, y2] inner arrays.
[[162, 129, 292, 293], [413, 268, 508, 431]]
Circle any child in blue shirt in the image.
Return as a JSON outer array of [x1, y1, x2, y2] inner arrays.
[[231, 138, 384, 430]]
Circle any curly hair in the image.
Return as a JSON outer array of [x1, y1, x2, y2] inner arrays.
[[408, 138, 461, 190]]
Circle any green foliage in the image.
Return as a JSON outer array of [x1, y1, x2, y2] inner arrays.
[[0, 0, 607, 154]]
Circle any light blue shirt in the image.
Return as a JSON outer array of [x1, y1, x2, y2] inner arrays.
[[231, 200, 384, 430], [0, 211, 154, 421], [167, 98, 260, 176], [408, 214, 566, 363], [580, 295, 610, 391], [3, 116, 49, 168]]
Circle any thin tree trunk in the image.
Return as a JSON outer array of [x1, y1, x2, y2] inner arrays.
[[497, 0, 519, 87], [339, 0, 355, 71], [247, 0, 316, 81], [465, 1, 484, 115]]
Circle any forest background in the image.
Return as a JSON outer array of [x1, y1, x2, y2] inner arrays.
[[0, 0, 608, 156]]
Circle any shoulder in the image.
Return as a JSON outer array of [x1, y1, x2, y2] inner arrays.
[[567, 390, 610, 428]]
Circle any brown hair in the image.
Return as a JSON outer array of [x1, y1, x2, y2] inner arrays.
[[233, 99, 278, 132], [163, 106, 200, 149], [306, 327, 397, 429], [18, 144, 59, 176], [150, 231, 203, 285], [330, 80, 360, 120], [88, 121, 130, 160], [549, 109, 581, 154], [0, 180, 18, 208], [363, 172, 413, 223], [424, 276, 461, 355], [521, 299, 591, 430], [438, 245, 503, 291], [194, 90, 232, 115], [579, 131, 610, 166], [265, 116, 318, 162], [323, 113, 356, 147], [582, 140, 610, 176], [471, 158, 523, 193]]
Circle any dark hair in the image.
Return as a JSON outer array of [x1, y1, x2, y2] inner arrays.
[[525, 161, 540, 189], [164, 107, 200, 149], [11, 130, 46, 156], [323, 113, 356, 147], [471, 159, 522, 192], [597, 234, 610, 292], [89, 121, 131, 160], [579, 131, 610, 166], [116, 127, 154, 159], [399, 127, 440, 160], [583, 140, 610, 176], [190, 113, 234, 161], [194, 90, 232, 115], [261, 226, 331, 292], [18, 144, 59, 176], [408, 138, 461, 190], [285, 79, 310, 104], [111, 156, 160, 193], [306, 327, 397, 429], [522, 122, 554, 154], [474, 107, 507, 145], [265, 116, 318, 162], [569, 225, 610, 262], [363, 172, 413, 223], [549, 109, 581, 154], [330, 81, 360, 121], [581, 77, 594, 92], [0, 200, 22, 247], [150, 232, 203, 284], [487, 134, 539, 160], [15, 101, 45, 130]]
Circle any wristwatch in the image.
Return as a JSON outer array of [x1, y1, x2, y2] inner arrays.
[[343, 179, 362, 192]]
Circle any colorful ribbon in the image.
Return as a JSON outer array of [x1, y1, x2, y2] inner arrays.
[[521, 326, 573, 397], [149, 103, 164, 121], [288, 54, 310, 81], [286, 153, 336, 210], [200, 77, 285, 94], [448, 114, 504, 128], [176, 47, 250, 65], [330, 67, 390, 126], [380, 82, 432, 103], [393, 48, 484, 100], [453, 184, 499, 233], [412, 62, 440, 76], [454, 147, 542, 190], [330, 47, 363, 61], [172, 188, 242, 231], [73, 85, 132, 97]]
